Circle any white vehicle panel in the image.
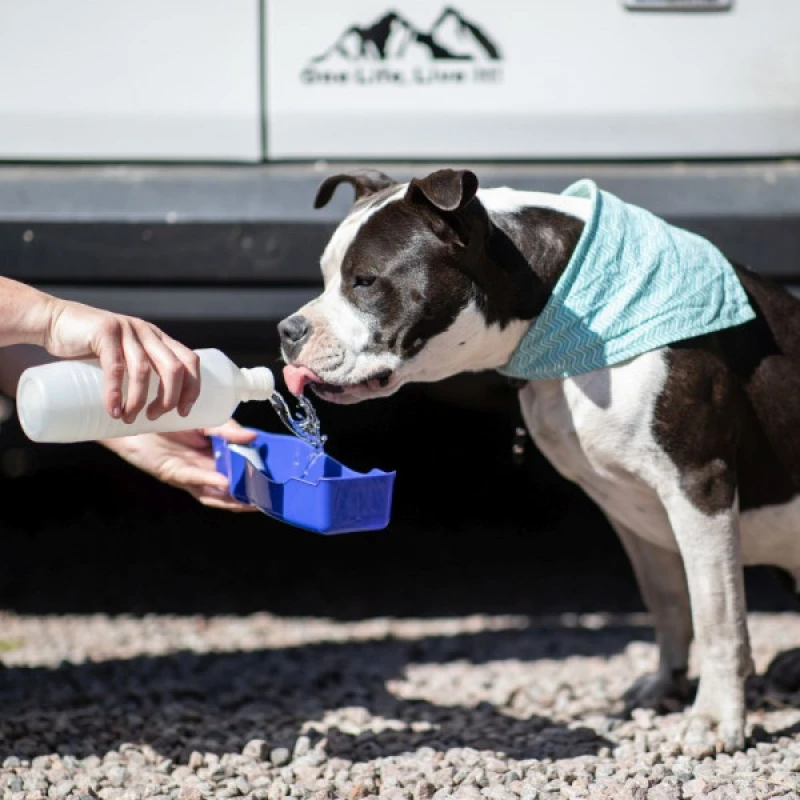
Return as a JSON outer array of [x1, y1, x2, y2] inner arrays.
[[265, 0, 800, 159], [0, 0, 262, 161]]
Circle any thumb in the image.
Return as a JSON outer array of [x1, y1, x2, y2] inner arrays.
[[204, 419, 258, 445], [168, 463, 231, 492]]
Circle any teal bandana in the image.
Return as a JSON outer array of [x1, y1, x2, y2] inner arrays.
[[499, 179, 756, 381]]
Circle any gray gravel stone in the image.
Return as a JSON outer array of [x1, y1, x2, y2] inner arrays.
[[243, 739, 269, 761], [270, 748, 291, 767], [2, 612, 800, 800]]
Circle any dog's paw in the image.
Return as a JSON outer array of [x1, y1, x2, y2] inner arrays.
[[719, 718, 748, 753], [623, 668, 691, 714], [679, 714, 746, 756]]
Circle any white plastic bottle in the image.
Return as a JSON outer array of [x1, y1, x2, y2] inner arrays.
[[16, 348, 275, 443]]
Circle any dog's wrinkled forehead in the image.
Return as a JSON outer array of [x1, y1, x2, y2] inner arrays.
[[318, 184, 405, 284]]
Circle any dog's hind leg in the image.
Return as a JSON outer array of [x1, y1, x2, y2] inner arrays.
[[608, 517, 693, 712], [660, 489, 752, 752]]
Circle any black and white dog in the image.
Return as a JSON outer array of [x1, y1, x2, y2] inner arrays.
[[279, 168, 800, 751]]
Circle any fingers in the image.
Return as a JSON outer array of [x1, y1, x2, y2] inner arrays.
[[170, 463, 231, 493], [94, 318, 125, 419], [168, 337, 202, 417], [192, 486, 256, 512], [115, 319, 201, 425], [116, 324, 159, 424], [203, 419, 258, 445], [136, 324, 202, 421], [120, 323, 153, 424], [134, 326, 187, 421], [175, 464, 254, 512]]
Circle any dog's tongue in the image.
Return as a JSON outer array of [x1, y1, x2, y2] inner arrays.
[[283, 365, 320, 396]]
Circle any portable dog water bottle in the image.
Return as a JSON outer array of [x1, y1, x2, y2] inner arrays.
[[212, 429, 395, 535], [16, 349, 274, 443]]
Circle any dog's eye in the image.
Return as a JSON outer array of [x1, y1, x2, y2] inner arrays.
[[354, 275, 376, 288]]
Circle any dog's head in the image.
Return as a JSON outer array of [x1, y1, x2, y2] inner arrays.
[[279, 168, 541, 403]]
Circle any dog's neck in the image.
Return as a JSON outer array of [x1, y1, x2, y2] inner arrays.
[[479, 188, 589, 293], [456, 188, 589, 373]]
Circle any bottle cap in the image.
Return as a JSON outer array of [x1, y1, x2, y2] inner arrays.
[[238, 367, 275, 402]]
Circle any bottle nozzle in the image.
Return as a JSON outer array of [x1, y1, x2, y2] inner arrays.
[[238, 367, 275, 402]]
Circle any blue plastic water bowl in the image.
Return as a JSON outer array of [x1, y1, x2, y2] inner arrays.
[[211, 429, 396, 535]]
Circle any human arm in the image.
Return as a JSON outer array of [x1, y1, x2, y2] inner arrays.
[[0, 282, 254, 511], [0, 344, 255, 511], [0, 277, 201, 422]]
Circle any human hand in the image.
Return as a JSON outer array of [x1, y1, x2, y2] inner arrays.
[[42, 298, 201, 424], [101, 419, 258, 511]]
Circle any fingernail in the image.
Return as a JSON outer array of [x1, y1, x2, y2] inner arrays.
[[112, 406, 121, 419]]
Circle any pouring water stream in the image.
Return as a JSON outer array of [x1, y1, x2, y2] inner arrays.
[[268, 392, 327, 477]]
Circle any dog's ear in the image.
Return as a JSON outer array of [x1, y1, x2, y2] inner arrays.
[[406, 169, 479, 213], [314, 169, 397, 209]]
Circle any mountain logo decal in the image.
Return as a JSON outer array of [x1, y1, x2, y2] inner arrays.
[[301, 7, 504, 86]]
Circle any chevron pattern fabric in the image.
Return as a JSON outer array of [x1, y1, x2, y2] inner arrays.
[[499, 179, 756, 381]]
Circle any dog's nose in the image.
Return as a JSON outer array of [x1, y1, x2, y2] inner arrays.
[[278, 315, 312, 357]]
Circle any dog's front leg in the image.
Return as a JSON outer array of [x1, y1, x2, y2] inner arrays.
[[607, 518, 693, 712], [661, 484, 752, 752]]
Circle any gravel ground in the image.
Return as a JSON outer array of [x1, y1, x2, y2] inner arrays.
[[4, 610, 800, 799], [3, 381, 800, 798]]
